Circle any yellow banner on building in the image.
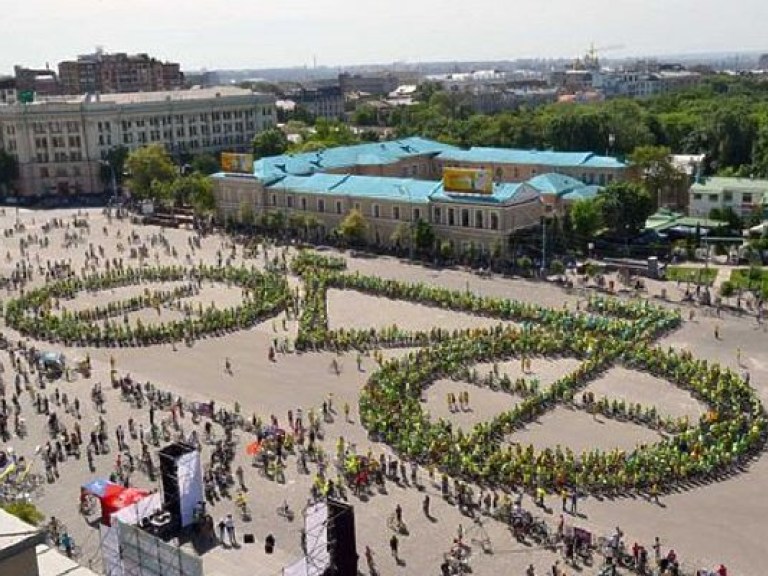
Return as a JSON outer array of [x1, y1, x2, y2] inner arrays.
[[442, 167, 493, 194], [221, 152, 254, 174]]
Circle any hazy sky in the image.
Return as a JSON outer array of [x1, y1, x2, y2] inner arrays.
[[3, 0, 767, 73]]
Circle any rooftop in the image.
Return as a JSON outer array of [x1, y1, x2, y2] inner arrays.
[[0, 508, 46, 568], [28, 86, 265, 106], [437, 147, 626, 169], [526, 173, 590, 196], [691, 176, 768, 192], [253, 138, 627, 181], [254, 137, 458, 179], [262, 173, 540, 206], [645, 208, 725, 231], [36, 544, 101, 576]]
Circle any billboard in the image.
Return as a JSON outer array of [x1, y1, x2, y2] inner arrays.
[[220, 152, 254, 174], [443, 167, 493, 194]]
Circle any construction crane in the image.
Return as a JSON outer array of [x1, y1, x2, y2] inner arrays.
[[576, 43, 626, 70]]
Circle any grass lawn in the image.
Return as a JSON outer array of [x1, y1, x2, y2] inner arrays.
[[729, 268, 768, 296], [665, 266, 718, 286]]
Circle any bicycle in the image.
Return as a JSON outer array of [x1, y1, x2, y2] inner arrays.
[[387, 513, 407, 534], [276, 500, 294, 521]]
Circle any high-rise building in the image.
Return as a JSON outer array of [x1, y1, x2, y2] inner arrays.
[[58, 51, 184, 95], [0, 87, 276, 197]]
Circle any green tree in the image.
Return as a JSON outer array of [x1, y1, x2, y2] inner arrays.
[[191, 153, 220, 175], [596, 182, 654, 240], [252, 128, 289, 159], [125, 145, 176, 200], [99, 145, 129, 191], [161, 174, 215, 213], [570, 198, 603, 250], [0, 149, 19, 194], [2, 501, 44, 525], [549, 259, 566, 276], [239, 200, 255, 228], [709, 207, 742, 231], [337, 208, 368, 246], [413, 219, 436, 255], [629, 145, 686, 208], [390, 221, 411, 250], [351, 105, 379, 126], [439, 240, 454, 262], [720, 280, 735, 299]]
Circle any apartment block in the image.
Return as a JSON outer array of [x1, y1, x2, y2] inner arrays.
[[58, 51, 183, 95]]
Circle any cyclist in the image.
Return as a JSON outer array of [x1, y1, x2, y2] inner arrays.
[[234, 491, 248, 516]]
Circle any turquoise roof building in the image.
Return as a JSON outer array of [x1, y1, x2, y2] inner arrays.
[[254, 137, 458, 180]]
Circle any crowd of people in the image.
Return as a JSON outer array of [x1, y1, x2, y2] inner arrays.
[[0, 217, 758, 576], [5, 264, 292, 347]]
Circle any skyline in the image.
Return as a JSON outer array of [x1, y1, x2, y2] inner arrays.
[[3, 0, 768, 73]]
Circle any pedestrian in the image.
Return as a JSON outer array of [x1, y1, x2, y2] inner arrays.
[[570, 491, 578, 514], [561, 489, 568, 512], [389, 534, 398, 559], [526, 564, 536, 576], [224, 514, 236, 546], [218, 517, 226, 544], [423, 494, 430, 517]]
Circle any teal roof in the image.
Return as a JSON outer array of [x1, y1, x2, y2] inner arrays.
[[527, 173, 588, 196], [562, 185, 602, 201], [266, 174, 539, 206], [429, 182, 538, 205], [266, 174, 437, 204], [437, 147, 626, 169], [255, 137, 458, 179], [691, 177, 768, 195], [645, 209, 724, 231]]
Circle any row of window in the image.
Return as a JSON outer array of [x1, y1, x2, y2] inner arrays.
[[693, 192, 756, 204], [31, 121, 80, 135], [39, 165, 82, 178], [266, 193, 500, 231], [34, 135, 82, 150], [96, 109, 273, 133], [36, 151, 83, 163]]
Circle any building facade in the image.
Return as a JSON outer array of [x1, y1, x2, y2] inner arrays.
[[0, 77, 16, 105], [338, 73, 399, 96], [210, 137, 622, 254], [58, 52, 183, 95], [0, 87, 276, 196], [689, 177, 768, 219], [285, 86, 345, 120], [13, 65, 59, 97], [212, 172, 544, 256], [433, 147, 627, 186]]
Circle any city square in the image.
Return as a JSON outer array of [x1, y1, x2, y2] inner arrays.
[[0, 207, 765, 576]]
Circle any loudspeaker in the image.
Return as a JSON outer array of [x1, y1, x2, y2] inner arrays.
[[327, 500, 357, 576], [158, 442, 196, 527]]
